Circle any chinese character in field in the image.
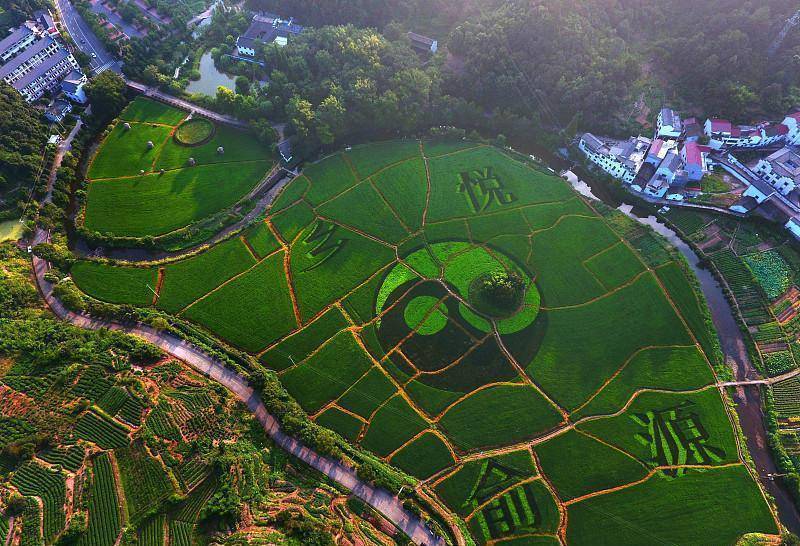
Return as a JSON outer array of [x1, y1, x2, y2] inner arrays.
[[300, 220, 345, 272], [632, 401, 724, 477], [458, 167, 516, 213], [465, 459, 541, 540]]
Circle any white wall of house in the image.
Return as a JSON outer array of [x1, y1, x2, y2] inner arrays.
[[578, 138, 636, 184], [753, 159, 797, 196]]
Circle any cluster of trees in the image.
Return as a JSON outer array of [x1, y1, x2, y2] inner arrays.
[[0, 85, 49, 200], [233, 0, 800, 138]]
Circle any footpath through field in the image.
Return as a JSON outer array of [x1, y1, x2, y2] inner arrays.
[[31, 230, 445, 546]]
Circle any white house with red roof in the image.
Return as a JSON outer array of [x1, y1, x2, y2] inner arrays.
[[680, 141, 710, 182], [704, 118, 788, 149], [782, 112, 800, 145]]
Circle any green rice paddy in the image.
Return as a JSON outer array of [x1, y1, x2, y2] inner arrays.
[[71, 139, 777, 544], [82, 97, 272, 238]]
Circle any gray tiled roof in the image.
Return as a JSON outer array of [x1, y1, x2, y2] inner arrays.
[[0, 36, 55, 80], [13, 48, 69, 91], [581, 133, 606, 154], [0, 27, 33, 56]]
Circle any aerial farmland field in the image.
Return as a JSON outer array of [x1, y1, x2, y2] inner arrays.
[[81, 97, 272, 239], [72, 139, 778, 544]]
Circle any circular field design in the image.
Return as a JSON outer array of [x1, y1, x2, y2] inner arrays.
[[71, 139, 777, 544], [81, 97, 272, 239], [174, 117, 215, 146]]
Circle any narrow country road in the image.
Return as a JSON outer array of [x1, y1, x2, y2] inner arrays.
[[31, 251, 445, 546], [32, 117, 445, 546]]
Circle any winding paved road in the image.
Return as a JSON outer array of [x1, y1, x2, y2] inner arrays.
[[32, 250, 444, 546], [31, 118, 445, 546]]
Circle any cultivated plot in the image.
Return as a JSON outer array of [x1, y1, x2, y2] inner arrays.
[[72, 140, 777, 544], [82, 97, 272, 238]]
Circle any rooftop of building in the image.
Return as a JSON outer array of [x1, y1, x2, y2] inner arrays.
[[13, 47, 69, 90], [765, 147, 800, 181], [660, 107, 681, 127], [408, 32, 436, 46], [0, 26, 34, 56], [0, 35, 56, 80]]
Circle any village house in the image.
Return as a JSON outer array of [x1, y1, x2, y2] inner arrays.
[[753, 146, 800, 197], [44, 98, 71, 122], [704, 118, 788, 149], [236, 13, 303, 56], [657, 108, 682, 139], [682, 117, 704, 142], [61, 69, 87, 103], [782, 112, 800, 145], [407, 32, 438, 54], [578, 133, 651, 184], [645, 153, 683, 198], [680, 141, 710, 182]]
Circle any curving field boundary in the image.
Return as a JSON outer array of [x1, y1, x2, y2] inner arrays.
[[31, 228, 447, 546]]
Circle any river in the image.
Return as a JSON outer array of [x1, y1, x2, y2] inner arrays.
[[555, 154, 800, 534]]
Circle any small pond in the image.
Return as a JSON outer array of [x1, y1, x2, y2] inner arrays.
[[185, 52, 236, 96]]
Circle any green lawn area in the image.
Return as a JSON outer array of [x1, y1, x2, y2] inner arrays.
[[84, 161, 270, 237], [280, 331, 374, 413], [69, 138, 775, 546], [157, 237, 256, 313], [154, 125, 270, 170], [701, 172, 732, 193], [118, 97, 187, 125], [87, 123, 172, 179], [536, 429, 648, 500], [438, 385, 563, 452], [71, 261, 157, 306], [388, 432, 455, 480], [530, 274, 692, 410]]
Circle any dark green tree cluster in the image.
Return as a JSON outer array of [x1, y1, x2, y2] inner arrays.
[[240, 0, 800, 133], [261, 25, 440, 156], [470, 270, 525, 317], [0, 85, 49, 193]]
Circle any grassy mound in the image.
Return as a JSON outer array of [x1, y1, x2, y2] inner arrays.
[[174, 118, 215, 147]]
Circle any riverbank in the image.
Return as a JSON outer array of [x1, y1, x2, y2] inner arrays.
[[554, 157, 800, 534]]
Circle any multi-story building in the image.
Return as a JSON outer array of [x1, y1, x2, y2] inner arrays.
[[0, 27, 37, 63], [0, 26, 82, 103], [782, 112, 800, 145], [657, 108, 682, 139], [578, 133, 650, 184], [61, 69, 87, 103], [680, 141, 710, 182], [753, 146, 800, 197]]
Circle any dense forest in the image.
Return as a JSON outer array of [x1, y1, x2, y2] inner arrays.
[[247, 0, 800, 136], [0, 86, 49, 202]]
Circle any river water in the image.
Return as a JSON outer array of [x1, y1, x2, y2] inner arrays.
[[558, 160, 800, 533]]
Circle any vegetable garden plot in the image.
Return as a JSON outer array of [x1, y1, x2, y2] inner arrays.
[[71, 140, 776, 545]]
